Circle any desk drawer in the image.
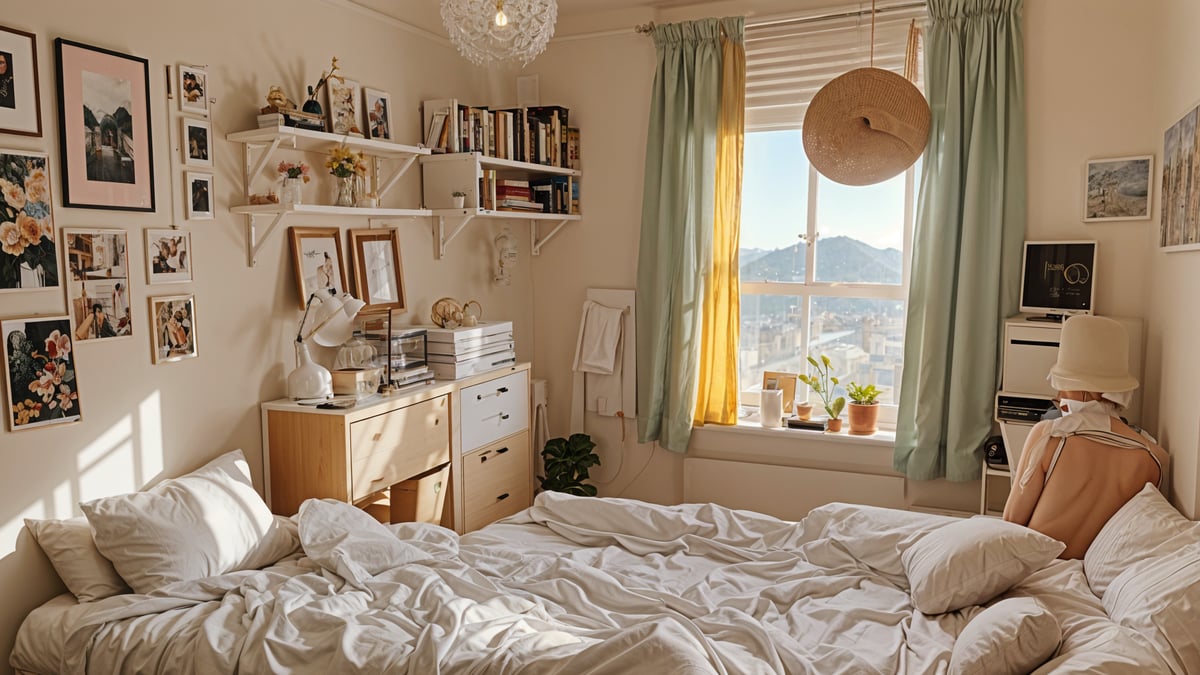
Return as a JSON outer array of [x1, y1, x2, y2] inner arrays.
[[460, 370, 529, 453], [463, 430, 531, 531], [350, 395, 450, 502]]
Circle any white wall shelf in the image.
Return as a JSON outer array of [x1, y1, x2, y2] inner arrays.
[[420, 153, 581, 259], [227, 126, 431, 266]]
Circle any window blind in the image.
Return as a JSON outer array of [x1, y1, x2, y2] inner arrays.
[[745, 2, 928, 133]]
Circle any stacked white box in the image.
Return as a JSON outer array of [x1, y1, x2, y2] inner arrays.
[[424, 321, 516, 380]]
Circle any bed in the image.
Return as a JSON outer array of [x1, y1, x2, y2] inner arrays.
[[10, 449, 1194, 674]]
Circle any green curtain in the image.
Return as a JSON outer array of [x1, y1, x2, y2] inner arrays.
[[636, 19, 724, 452], [895, 0, 1027, 481]]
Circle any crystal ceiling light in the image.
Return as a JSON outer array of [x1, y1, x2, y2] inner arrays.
[[440, 0, 558, 67]]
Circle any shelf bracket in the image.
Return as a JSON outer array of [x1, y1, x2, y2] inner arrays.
[[246, 211, 288, 267], [436, 213, 476, 259], [375, 154, 419, 201], [531, 219, 570, 256], [244, 138, 285, 193]]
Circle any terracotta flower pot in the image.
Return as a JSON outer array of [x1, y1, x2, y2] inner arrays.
[[848, 402, 879, 435], [825, 417, 843, 433], [795, 402, 814, 421]]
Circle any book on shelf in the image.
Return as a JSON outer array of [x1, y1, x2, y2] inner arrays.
[[257, 111, 325, 132], [422, 98, 459, 152], [497, 198, 544, 211], [567, 127, 581, 170]]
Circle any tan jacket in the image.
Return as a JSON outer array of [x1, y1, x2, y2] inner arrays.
[[1002, 417, 1168, 559]]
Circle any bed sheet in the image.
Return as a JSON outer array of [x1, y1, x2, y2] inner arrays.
[[8, 494, 1155, 675]]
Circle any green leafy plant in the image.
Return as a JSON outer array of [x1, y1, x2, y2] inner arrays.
[[798, 354, 845, 420], [538, 433, 601, 496], [451, 190, 467, 198], [846, 382, 881, 405]]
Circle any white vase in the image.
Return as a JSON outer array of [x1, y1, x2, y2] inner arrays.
[[760, 389, 784, 428], [452, 195, 466, 209], [280, 177, 303, 206]]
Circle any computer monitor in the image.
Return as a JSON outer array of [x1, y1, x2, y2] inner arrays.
[[1019, 240, 1096, 320]]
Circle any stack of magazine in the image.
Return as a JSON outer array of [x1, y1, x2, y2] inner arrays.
[[425, 321, 516, 380]]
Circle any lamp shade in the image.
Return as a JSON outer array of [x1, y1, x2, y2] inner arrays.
[[307, 293, 366, 347]]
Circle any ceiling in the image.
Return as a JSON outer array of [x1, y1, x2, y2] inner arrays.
[[350, 0, 839, 39]]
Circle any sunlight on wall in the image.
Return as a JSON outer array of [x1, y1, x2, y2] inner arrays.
[[77, 415, 137, 499], [138, 390, 166, 485]]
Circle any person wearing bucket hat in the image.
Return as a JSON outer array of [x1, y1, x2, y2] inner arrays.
[[1003, 315, 1168, 559]]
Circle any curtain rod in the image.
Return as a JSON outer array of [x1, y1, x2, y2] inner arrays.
[[632, 1, 926, 35]]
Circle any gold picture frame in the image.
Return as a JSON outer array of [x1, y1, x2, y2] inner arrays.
[[149, 294, 197, 364], [762, 370, 798, 415], [288, 226, 348, 310]]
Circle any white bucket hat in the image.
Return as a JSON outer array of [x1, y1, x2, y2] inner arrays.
[[1048, 315, 1138, 393]]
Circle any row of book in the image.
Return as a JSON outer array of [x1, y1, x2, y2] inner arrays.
[[422, 99, 580, 170], [478, 172, 580, 215]]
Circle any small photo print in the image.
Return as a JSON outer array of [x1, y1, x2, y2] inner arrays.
[[178, 64, 208, 115], [63, 228, 132, 341], [182, 117, 211, 167], [1084, 155, 1153, 222], [364, 87, 391, 141], [185, 171, 212, 220], [145, 228, 192, 284], [149, 293, 197, 363], [3, 315, 81, 431], [327, 77, 362, 136]]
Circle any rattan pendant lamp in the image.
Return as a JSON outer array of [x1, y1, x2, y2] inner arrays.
[[803, 2, 930, 186]]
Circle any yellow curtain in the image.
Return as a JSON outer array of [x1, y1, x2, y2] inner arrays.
[[695, 18, 745, 425]]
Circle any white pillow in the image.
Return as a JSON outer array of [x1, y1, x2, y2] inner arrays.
[[1085, 482, 1193, 597], [902, 517, 1065, 614], [950, 598, 1061, 675], [1103, 542, 1200, 675], [24, 517, 129, 602], [80, 449, 298, 594]]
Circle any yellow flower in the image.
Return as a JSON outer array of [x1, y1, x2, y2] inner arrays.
[[0, 220, 25, 256], [17, 213, 41, 245], [1, 179, 26, 211], [24, 167, 48, 204], [326, 146, 366, 177]]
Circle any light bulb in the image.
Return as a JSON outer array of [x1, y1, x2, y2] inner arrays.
[[495, 0, 508, 26]]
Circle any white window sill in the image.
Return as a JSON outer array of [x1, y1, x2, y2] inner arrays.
[[688, 418, 898, 476]]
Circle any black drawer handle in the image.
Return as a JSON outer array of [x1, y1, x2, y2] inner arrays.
[[495, 447, 509, 455], [476, 386, 510, 401], [500, 413, 510, 420], [497, 386, 509, 394], [479, 454, 487, 463], [496, 493, 510, 501]]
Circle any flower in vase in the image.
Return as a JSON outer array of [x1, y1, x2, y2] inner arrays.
[[277, 161, 312, 183], [326, 146, 367, 178]]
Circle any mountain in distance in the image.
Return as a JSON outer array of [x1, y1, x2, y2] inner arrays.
[[740, 235, 902, 284]]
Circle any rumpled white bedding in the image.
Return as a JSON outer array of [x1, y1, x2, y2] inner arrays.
[[9, 494, 1163, 674]]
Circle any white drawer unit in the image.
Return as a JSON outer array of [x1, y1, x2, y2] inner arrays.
[[459, 370, 529, 453], [1002, 323, 1061, 397]]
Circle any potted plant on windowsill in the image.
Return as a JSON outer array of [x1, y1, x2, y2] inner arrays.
[[846, 382, 881, 435], [798, 355, 845, 433]]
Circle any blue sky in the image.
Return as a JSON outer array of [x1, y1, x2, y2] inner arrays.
[[741, 130, 907, 252]]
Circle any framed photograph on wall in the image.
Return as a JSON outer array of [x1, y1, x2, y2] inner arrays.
[[182, 117, 212, 167], [2, 315, 81, 431], [348, 228, 406, 313], [1084, 155, 1153, 222], [0, 148, 58, 292], [145, 228, 192, 284], [177, 63, 208, 116], [54, 38, 154, 211], [1161, 105, 1200, 252], [62, 227, 132, 341], [0, 24, 43, 137], [185, 171, 213, 220], [326, 77, 362, 136], [149, 293, 197, 364], [363, 87, 392, 141], [288, 226, 348, 309]]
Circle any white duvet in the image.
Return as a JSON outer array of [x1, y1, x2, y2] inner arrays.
[[13, 494, 1156, 674]]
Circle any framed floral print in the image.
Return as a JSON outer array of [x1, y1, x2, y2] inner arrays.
[[0, 24, 43, 137], [3, 315, 81, 431], [326, 77, 362, 136], [55, 38, 155, 211], [348, 228, 406, 313], [0, 149, 57, 292], [288, 226, 348, 310], [63, 227, 132, 341], [149, 294, 198, 364]]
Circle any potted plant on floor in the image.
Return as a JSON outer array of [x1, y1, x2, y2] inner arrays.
[[538, 433, 601, 496], [846, 382, 881, 435], [799, 355, 845, 432]]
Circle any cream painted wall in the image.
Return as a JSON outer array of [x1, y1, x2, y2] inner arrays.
[[1149, 0, 1200, 518], [0, 0, 530, 668]]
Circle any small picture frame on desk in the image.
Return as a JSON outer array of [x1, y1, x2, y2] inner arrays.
[[762, 370, 798, 415], [348, 228, 406, 313]]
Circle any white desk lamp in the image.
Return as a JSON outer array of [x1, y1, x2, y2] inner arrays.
[[288, 290, 367, 400]]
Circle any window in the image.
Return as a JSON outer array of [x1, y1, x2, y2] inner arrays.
[[740, 3, 926, 424]]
